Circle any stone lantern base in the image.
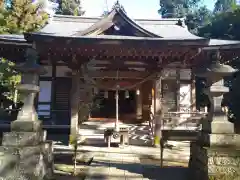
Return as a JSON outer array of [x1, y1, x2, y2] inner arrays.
[[11, 119, 42, 132], [0, 120, 54, 180], [210, 117, 235, 134], [189, 133, 240, 180]]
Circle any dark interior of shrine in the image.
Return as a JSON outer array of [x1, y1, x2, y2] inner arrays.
[[91, 90, 136, 119]]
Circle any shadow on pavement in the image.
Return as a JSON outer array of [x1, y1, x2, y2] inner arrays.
[[93, 159, 189, 180]]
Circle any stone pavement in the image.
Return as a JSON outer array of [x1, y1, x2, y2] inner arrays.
[[84, 151, 189, 180], [53, 143, 190, 180], [77, 145, 190, 180], [53, 119, 192, 179]]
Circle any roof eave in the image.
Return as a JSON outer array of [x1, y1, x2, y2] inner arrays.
[[0, 35, 31, 47], [203, 39, 240, 50]]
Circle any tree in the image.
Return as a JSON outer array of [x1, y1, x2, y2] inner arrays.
[[0, 58, 21, 105], [158, 0, 201, 18], [0, 0, 48, 34], [158, 0, 213, 35], [0, 0, 48, 108], [198, 8, 240, 39], [56, 0, 84, 16], [214, 0, 235, 13], [185, 6, 213, 34], [198, 8, 240, 122]]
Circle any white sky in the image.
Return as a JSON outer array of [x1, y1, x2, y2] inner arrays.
[[82, 0, 215, 19], [82, 0, 160, 19]]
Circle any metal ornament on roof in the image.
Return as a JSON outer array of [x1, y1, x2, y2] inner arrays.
[[112, 0, 126, 12]]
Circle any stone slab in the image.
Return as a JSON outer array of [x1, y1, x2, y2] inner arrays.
[[11, 120, 42, 132], [209, 134, 240, 148], [0, 140, 54, 180], [211, 119, 235, 134], [2, 131, 43, 146]]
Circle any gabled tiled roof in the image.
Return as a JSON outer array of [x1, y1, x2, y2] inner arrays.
[[38, 5, 202, 39], [1, 3, 240, 49]]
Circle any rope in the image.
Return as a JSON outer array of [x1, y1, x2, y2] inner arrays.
[[89, 71, 159, 90], [80, 59, 162, 91]]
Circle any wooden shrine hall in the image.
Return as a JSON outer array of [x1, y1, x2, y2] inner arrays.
[[1, 2, 240, 137]]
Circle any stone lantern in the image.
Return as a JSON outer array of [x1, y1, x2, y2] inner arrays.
[[189, 51, 240, 180], [0, 48, 54, 180], [196, 51, 237, 135], [11, 48, 47, 131]]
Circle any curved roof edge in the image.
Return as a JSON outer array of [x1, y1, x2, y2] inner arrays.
[[204, 39, 240, 50], [76, 5, 161, 37], [24, 32, 209, 48], [0, 34, 31, 46]]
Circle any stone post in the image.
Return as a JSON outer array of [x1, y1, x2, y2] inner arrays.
[[0, 48, 54, 180], [189, 51, 240, 180], [154, 77, 163, 147]]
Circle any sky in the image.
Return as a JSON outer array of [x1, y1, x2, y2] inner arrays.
[[82, 0, 216, 19]]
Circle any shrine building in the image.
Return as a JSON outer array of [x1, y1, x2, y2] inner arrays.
[[1, 3, 240, 137]]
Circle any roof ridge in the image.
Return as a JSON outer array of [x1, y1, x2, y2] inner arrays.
[[51, 15, 184, 23], [115, 8, 161, 37]]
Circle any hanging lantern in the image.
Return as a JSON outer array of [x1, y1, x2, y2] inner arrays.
[[125, 90, 129, 99], [104, 91, 108, 99], [0, 102, 3, 108], [93, 87, 98, 94], [136, 89, 140, 95]]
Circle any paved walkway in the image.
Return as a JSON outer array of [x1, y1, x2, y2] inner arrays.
[[53, 119, 191, 179], [84, 151, 189, 180], [54, 144, 190, 180]]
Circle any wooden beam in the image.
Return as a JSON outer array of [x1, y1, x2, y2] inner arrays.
[[93, 79, 143, 89], [37, 42, 195, 57], [76, 70, 153, 79]]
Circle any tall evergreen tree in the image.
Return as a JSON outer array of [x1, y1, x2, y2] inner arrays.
[[56, 0, 84, 16], [198, 8, 240, 122], [0, 0, 48, 107], [0, 0, 48, 34], [159, 0, 201, 18], [185, 6, 212, 34], [214, 0, 236, 13]]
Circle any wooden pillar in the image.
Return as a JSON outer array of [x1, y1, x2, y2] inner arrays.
[[191, 70, 196, 111], [176, 68, 181, 111], [153, 81, 156, 115], [154, 76, 162, 147], [70, 70, 80, 140], [141, 81, 153, 122], [51, 61, 56, 121], [136, 86, 142, 120]]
